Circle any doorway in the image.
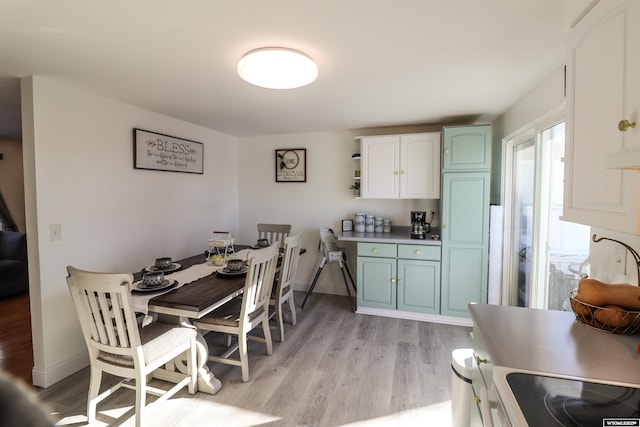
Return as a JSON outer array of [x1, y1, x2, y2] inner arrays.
[[502, 112, 590, 310]]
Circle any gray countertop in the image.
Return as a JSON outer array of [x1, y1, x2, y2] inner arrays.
[[337, 226, 441, 245], [469, 304, 640, 385]]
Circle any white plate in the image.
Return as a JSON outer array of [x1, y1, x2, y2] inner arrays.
[[144, 263, 181, 273], [132, 279, 178, 293]]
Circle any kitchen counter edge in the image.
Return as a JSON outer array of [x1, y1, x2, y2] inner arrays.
[[337, 226, 441, 245]]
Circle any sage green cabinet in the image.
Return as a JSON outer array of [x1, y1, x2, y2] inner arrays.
[[441, 125, 491, 318], [357, 242, 440, 314], [442, 125, 491, 171]]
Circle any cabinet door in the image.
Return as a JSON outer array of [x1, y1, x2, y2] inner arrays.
[[357, 256, 396, 309], [563, 0, 640, 234], [397, 259, 440, 314], [361, 135, 400, 198], [442, 125, 491, 171], [400, 133, 441, 199], [441, 172, 490, 317]]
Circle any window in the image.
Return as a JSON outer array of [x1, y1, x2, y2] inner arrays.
[[502, 110, 590, 310]]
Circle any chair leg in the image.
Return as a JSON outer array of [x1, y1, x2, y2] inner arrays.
[[238, 332, 250, 382], [343, 262, 357, 295], [339, 263, 357, 313], [275, 302, 285, 342], [135, 371, 147, 427], [87, 366, 102, 423], [263, 317, 273, 356], [187, 341, 197, 394], [301, 256, 327, 308], [288, 293, 297, 326]]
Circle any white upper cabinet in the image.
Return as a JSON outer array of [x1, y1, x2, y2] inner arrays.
[[359, 132, 441, 199], [563, 0, 640, 234]]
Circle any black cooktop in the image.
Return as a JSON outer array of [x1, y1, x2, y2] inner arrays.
[[507, 372, 640, 426]]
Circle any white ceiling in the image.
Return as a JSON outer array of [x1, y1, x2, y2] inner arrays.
[[0, 0, 593, 140]]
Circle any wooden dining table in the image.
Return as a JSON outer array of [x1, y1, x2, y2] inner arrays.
[[134, 245, 304, 394], [134, 249, 246, 394]]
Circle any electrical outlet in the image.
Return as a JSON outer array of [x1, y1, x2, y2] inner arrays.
[[614, 245, 627, 275], [49, 224, 62, 241]]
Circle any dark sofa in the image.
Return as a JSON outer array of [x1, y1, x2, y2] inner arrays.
[[0, 231, 29, 298]]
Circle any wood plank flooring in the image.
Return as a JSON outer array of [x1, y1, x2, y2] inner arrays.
[[36, 292, 472, 426], [0, 292, 34, 385]]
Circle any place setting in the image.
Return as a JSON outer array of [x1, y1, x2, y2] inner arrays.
[[143, 256, 181, 274], [216, 258, 248, 278], [131, 270, 178, 293]]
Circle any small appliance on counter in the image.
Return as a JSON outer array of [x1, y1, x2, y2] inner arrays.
[[410, 211, 432, 239]]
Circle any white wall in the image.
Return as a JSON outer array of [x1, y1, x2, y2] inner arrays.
[[0, 139, 25, 231], [238, 129, 439, 295], [21, 76, 239, 387]]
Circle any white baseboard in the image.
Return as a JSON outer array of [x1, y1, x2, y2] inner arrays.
[[32, 350, 89, 388], [355, 306, 473, 327]]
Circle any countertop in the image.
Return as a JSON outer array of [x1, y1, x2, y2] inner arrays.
[[469, 304, 640, 385], [337, 226, 441, 245]]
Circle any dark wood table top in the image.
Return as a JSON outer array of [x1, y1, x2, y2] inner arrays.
[[145, 250, 247, 319], [142, 245, 305, 319]]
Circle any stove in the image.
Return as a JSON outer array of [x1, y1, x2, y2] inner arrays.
[[491, 366, 640, 426]]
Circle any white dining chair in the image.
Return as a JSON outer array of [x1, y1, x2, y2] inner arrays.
[[208, 230, 235, 258], [193, 243, 279, 382], [66, 266, 197, 427], [257, 223, 291, 248], [301, 227, 357, 312], [269, 233, 302, 342]]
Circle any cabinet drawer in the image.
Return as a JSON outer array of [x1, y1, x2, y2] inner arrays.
[[357, 242, 397, 258], [397, 244, 440, 261]]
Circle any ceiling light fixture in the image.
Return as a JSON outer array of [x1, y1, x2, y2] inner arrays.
[[237, 47, 318, 89]]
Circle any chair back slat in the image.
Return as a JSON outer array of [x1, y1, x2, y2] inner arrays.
[[241, 244, 278, 321], [66, 267, 139, 355], [277, 234, 302, 297], [257, 223, 291, 248]]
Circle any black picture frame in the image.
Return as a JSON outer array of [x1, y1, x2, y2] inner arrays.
[[133, 128, 204, 174], [275, 148, 306, 182], [342, 219, 354, 232]]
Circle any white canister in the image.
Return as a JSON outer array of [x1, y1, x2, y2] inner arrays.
[[383, 219, 391, 233], [365, 214, 375, 232], [375, 216, 384, 233], [354, 212, 366, 232]]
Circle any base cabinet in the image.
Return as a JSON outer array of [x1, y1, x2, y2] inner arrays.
[[357, 242, 440, 314]]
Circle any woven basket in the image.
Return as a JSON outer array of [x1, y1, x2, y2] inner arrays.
[[569, 291, 640, 335]]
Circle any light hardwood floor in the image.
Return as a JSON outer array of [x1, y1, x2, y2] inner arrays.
[[37, 292, 472, 426]]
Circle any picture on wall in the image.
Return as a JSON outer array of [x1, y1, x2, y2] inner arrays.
[[134, 128, 204, 174], [275, 148, 306, 182]]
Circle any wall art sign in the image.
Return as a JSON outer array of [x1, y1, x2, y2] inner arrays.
[[275, 148, 306, 182], [134, 128, 204, 174]]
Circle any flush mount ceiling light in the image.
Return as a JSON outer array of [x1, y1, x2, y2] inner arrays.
[[237, 47, 318, 89]]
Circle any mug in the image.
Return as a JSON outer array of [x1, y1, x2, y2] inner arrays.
[[154, 257, 172, 269], [257, 238, 269, 248], [142, 271, 164, 287], [226, 259, 245, 271]]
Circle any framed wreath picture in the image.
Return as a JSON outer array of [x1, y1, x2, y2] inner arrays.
[[275, 148, 306, 182]]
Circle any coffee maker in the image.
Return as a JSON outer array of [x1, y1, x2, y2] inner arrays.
[[410, 211, 430, 239]]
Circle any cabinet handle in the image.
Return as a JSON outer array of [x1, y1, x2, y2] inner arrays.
[[415, 250, 421, 255], [391, 278, 396, 283], [475, 355, 489, 365], [400, 170, 405, 175], [444, 149, 449, 155], [396, 279, 402, 284], [619, 119, 637, 132], [372, 248, 378, 253], [394, 171, 399, 175], [442, 224, 447, 229]]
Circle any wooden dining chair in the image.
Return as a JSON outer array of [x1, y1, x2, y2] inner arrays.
[[269, 233, 302, 342], [66, 266, 197, 427], [257, 223, 291, 248], [193, 243, 279, 382]]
